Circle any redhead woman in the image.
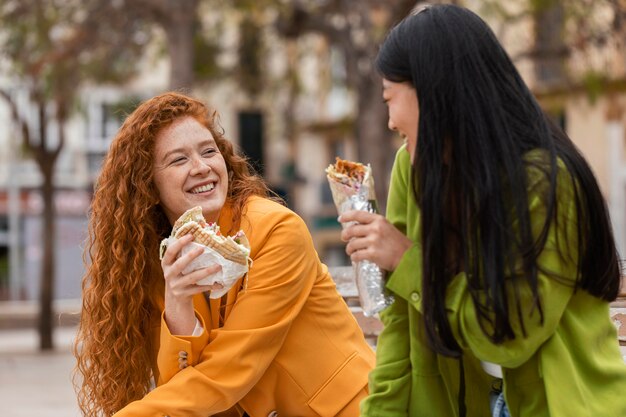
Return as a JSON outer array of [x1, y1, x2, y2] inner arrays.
[[74, 92, 374, 417]]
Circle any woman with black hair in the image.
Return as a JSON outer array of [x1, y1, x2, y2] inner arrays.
[[340, 4, 626, 417]]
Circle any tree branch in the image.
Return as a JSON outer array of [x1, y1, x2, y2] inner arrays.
[[0, 89, 33, 152]]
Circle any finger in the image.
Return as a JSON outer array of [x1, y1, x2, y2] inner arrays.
[[345, 237, 370, 256], [341, 223, 376, 242], [173, 265, 224, 296], [180, 265, 223, 287], [350, 248, 377, 265], [166, 272, 219, 298], [176, 244, 205, 267], [202, 263, 222, 275], [165, 245, 204, 278], [195, 284, 220, 293], [161, 234, 194, 265], [185, 282, 224, 295], [338, 210, 379, 225], [170, 283, 215, 298]]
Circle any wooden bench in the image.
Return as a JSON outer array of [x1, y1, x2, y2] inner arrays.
[[331, 267, 626, 359]]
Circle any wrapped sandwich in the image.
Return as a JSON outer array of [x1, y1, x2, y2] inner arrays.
[[160, 206, 251, 298], [325, 158, 377, 213], [326, 157, 393, 316]]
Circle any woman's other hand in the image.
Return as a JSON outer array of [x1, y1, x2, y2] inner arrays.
[[339, 210, 412, 272], [160, 233, 224, 334]]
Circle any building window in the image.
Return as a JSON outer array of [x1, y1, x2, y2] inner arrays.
[[238, 111, 264, 176]]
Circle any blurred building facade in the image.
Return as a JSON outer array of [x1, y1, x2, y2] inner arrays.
[[0, 5, 358, 301], [0, 1, 625, 301], [477, 0, 626, 254]]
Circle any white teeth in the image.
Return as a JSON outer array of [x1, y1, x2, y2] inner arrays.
[[191, 183, 215, 194]]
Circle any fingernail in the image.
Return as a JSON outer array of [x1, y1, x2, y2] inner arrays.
[[337, 215, 342, 222]]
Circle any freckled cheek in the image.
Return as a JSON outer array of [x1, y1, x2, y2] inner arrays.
[[152, 173, 165, 196]]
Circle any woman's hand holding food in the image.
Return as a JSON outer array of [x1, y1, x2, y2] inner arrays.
[[161, 234, 223, 335], [340, 210, 412, 272]]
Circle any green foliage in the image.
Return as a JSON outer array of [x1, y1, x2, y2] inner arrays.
[[194, 19, 223, 81], [237, 16, 265, 96], [0, 254, 8, 288], [232, 0, 279, 11], [0, 0, 148, 106], [529, 0, 560, 13], [107, 96, 143, 123], [581, 70, 605, 104]]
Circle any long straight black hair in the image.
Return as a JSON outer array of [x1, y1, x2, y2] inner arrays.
[[376, 4, 621, 357]]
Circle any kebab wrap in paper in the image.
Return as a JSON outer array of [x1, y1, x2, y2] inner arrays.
[[159, 206, 251, 299], [325, 158, 393, 316]]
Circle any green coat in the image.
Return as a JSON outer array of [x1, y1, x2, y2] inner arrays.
[[361, 146, 626, 417]]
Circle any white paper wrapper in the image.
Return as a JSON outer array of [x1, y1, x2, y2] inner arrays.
[[164, 237, 249, 299], [326, 162, 394, 316]]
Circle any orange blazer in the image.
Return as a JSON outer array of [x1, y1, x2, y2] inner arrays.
[[115, 196, 375, 417]]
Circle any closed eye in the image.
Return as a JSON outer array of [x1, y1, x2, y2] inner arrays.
[[202, 148, 217, 156], [169, 156, 187, 165]]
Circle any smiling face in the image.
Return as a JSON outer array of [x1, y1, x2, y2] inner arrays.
[[382, 78, 419, 162], [152, 116, 229, 225]]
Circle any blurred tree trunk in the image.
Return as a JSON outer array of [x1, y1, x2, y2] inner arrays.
[[165, 18, 196, 90], [356, 72, 391, 209], [39, 154, 57, 350], [277, 0, 416, 211], [0, 91, 62, 350], [131, 0, 199, 90], [35, 99, 61, 350]]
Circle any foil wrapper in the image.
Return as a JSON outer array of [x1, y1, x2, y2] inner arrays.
[[326, 161, 394, 316]]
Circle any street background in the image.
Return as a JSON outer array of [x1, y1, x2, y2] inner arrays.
[[1, 325, 79, 416], [1, 0, 626, 415]]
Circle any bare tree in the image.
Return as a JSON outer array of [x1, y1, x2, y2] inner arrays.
[[0, 0, 147, 350], [127, 0, 200, 90]]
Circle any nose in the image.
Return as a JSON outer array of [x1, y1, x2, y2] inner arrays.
[[190, 156, 211, 176]]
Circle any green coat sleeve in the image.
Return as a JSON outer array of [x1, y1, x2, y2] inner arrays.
[[361, 147, 414, 417], [447, 160, 579, 368], [361, 296, 412, 417]]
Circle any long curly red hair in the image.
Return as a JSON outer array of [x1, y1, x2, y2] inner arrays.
[[73, 92, 274, 416]]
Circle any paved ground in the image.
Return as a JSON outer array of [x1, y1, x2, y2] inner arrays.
[[0, 326, 80, 417], [0, 320, 624, 417]]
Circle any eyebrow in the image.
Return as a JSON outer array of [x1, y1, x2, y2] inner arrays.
[[159, 139, 217, 162]]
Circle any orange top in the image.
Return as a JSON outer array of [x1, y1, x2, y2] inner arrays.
[[115, 196, 375, 417]]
